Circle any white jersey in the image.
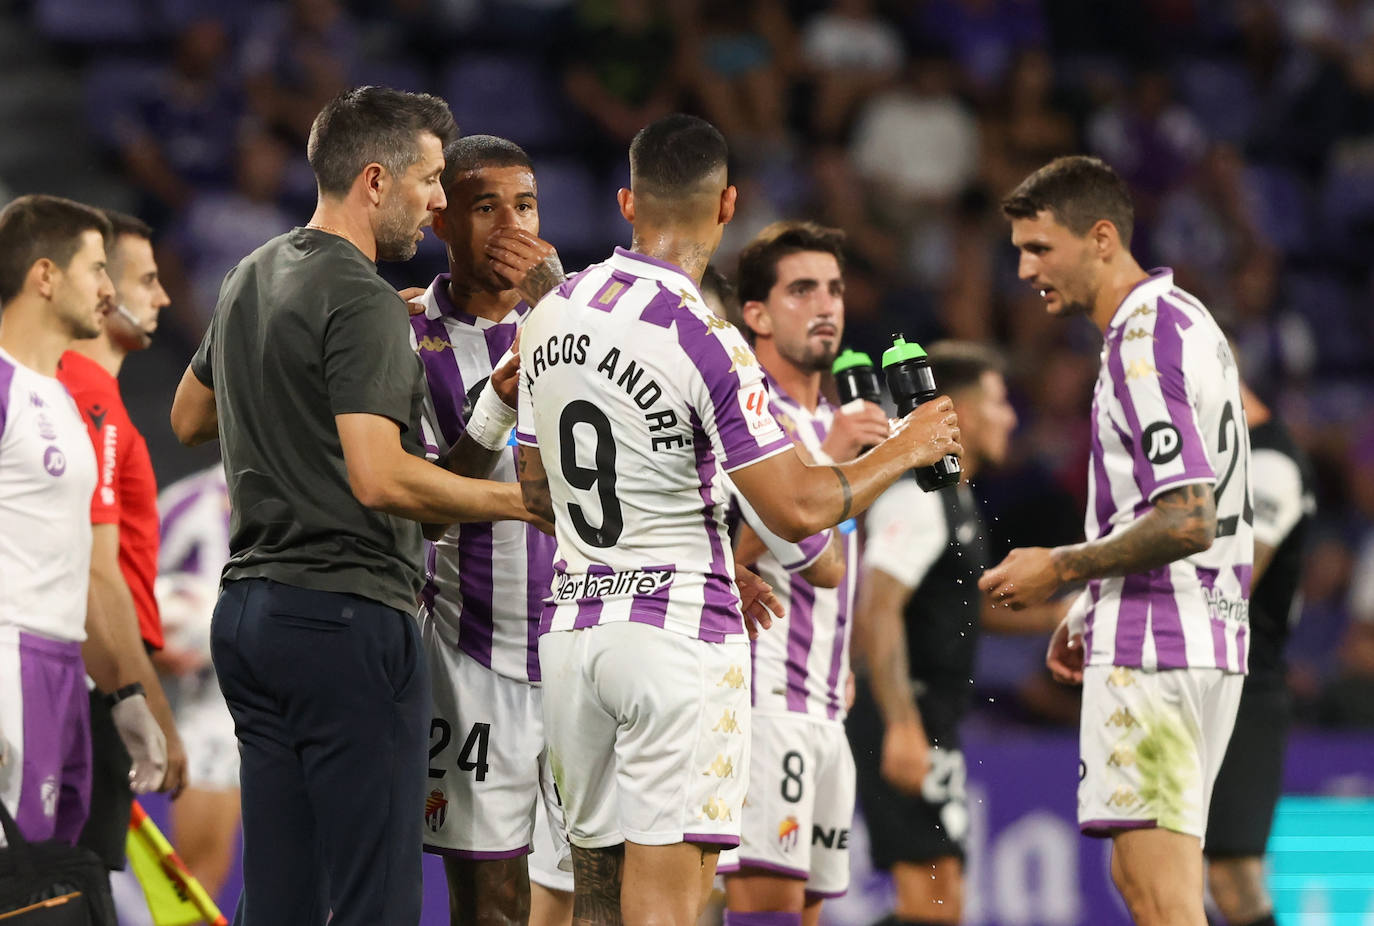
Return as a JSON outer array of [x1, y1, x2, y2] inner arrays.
[[517, 247, 792, 641], [156, 464, 230, 655], [744, 376, 856, 722], [410, 276, 556, 683], [1084, 269, 1252, 673], [0, 348, 97, 642]]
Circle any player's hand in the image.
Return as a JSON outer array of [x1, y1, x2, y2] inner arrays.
[[820, 399, 890, 462], [889, 397, 961, 469], [979, 546, 1062, 610], [491, 330, 522, 407], [111, 693, 167, 794], [398, 286, 427, 316], [486, 228, 564, 306], [1045, 616, 1085, 685], [735, 562, 784, 641], [160, 727, 189, 799], [150, 644, 208, 678], [881, 721, 931, 795]]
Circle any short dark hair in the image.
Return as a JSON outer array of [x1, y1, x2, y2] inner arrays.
[[1001, 155, 1135, 248], [629, 114, 728, 198], [0, 194, 112, 304], [440, 135, 533, 195], [927, 341, 1006, 395], [736, 220, 847, 306], [307, 86, 459, 197], [102, 209, 153, 243]]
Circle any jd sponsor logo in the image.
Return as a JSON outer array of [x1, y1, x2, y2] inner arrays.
[[1142, 422, 1182, 464]]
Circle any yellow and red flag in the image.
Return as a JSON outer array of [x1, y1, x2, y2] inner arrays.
[[126, 801, 229, 926]]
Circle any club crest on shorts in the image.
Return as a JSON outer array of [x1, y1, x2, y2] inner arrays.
[[424, 789, 448, 832], [777, 816, 800, 851]]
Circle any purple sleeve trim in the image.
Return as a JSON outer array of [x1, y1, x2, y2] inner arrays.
[[728, 857, 809, 880], [0, 354, 15, 441], [804, 887, 849, 901], [423, 843, 532, 860], [682, 832, 741, 848], [515, 429, 538, 447], [1145, 473, 1215, 503], [1079, 818, 1157, 838], [721, 436, 793, 474]]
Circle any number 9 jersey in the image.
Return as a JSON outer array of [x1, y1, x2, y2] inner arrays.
[[516, 247, 792, 642], [1084, 269, 1253, 674]]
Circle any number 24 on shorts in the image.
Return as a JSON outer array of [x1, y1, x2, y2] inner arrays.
[[429, 718, 491, 782]]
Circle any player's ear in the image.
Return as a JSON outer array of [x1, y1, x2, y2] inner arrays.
[[618, 188, 634, 224], [1091, 218, 1118, 258], [28, 257, 57, 300], [741, 299, 771, 339], [719, 185, 737, 226]]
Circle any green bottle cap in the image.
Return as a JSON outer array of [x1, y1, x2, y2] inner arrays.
[[881, 335, 927, 369], [831, 349, 875, 376]]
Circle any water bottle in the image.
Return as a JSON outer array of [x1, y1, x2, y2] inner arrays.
[[882, 335, 961, 491], [832, 349, 882, 406]]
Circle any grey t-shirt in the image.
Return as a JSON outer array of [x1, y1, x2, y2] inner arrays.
[[192, 227, 426, 613]]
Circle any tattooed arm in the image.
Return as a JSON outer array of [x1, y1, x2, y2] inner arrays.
[[517, 445, 556, 534], [486, 228, 565, 306], [978, 482, 1217, 610], [571, 845, 624, 926]]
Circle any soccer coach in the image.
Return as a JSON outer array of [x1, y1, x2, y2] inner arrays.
[[171, 87, 537, 926]]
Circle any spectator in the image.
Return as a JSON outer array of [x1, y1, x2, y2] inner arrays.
[[798, 0, 906, 141], [241, 0, 360, 144]]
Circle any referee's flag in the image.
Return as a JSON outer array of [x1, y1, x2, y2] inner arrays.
[[126, 801, 229, 926]]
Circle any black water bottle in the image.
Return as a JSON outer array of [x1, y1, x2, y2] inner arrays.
[[882, 335, 961, 491], [832, 349, 882, 406]]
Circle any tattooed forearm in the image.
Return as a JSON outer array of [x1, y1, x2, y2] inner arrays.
[[572, 844, 624, 926], [1053, 483, 1216, 583], [517, 446, 557, 524], [518, 252, 566, 306], [444, 855, 530, 924], [830, 465, 852, 524]]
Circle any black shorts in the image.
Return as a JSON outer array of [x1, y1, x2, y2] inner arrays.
[[77, 690, 133, 870], [846, 681, 968, 868], [1205, 677, 1290, 858]]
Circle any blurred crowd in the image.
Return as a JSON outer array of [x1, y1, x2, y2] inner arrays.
[[13, 0, 1374, 725]]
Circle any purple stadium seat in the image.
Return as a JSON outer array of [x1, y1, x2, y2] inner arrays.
[[1175, 58, 1257, 146], [1241, 164, 1311, 256], [441, 55, 567, 150], [82, 57, 159, 148]]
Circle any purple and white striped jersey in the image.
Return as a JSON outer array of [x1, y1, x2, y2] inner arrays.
[[517, 248, 793, 642], [745, 377, 857, 722], [411, 275, 557, 683], [156, 464, 230, 655], [1084, 269, 1253, 674], [0, 348, 97, 643]]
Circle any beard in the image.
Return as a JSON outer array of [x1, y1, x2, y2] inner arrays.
[[375, 200, 422, 262]]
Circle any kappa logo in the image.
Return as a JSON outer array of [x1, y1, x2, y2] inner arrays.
[[712, 710, 742, 734], [717, 665, 746, 689], [701, 797, 733, 822], [1122, 328, 1155, 342], [777, 816, 800, 851], [703, 754, 735, 778], [1142, 422, 1183, 465], [416, 335, 453, 352], [703, 312, 733, 331], [1105, 708, 1138, 729], [1107, 744, 1136, 768], [1107, 666, 1136, 687], [424, 789, 449, 832], [1125, 358, 1159, 381], [1106, 787, 1143, 811], [1127, 304, 1155, 321], [728, 345, 757, 372]]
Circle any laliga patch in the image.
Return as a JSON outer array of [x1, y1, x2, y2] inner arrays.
[[738, 383, 776, 438], [1142, 421, 1182, 465]]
